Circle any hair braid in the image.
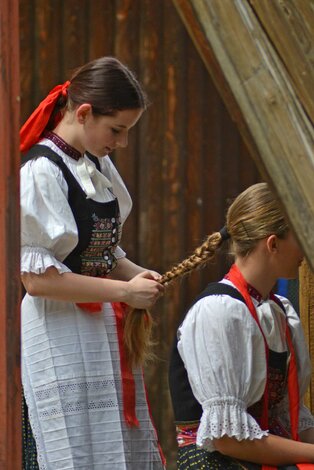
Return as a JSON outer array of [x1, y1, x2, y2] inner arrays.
[[160, 231, 223, 285], [124, 232, 225, 367]]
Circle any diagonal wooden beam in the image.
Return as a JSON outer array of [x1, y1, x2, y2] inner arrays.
[[173, 0, 314, 269], [0, 0, 21, 468], [248, 0, 314, 124]]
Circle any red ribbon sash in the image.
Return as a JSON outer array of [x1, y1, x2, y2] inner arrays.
[[112, 301, 139, 427]]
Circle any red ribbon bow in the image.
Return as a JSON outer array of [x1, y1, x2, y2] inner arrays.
[[20, 81, 70, 153]]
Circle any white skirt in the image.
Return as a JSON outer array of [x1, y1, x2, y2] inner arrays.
[[22, 296, 164, 470]]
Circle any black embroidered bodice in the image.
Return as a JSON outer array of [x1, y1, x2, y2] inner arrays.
[[24, 144, 121, 277]]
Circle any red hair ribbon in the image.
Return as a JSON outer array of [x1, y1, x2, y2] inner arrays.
[[225, 264, 304, 470], [20, 81, 70, 153]]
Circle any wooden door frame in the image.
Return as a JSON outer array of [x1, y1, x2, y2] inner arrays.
[[0, 0, 21, 467]]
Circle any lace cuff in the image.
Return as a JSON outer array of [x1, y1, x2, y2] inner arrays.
[[299, 405, 314, 433], [275, 400, 314, 434], [21, 246, 71, 275], [197, 396, 269, 452]]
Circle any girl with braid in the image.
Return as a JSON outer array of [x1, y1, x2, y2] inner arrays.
[[166, 182, 314, 470], [20, 56, 165, 470]]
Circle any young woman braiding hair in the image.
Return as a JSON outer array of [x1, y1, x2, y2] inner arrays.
[[20, 56, 165, 469]]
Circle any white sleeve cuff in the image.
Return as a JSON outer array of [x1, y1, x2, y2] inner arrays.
[[299, 404, 314, 433], [21, 246, 72, 275], [197, 396, 269, 452]]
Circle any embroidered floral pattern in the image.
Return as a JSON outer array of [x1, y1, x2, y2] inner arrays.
[[80, 212, 121, 277], [248, 361, 287, 425]]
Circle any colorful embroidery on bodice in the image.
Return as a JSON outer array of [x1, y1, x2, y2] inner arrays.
[[80, 212, 121, 277], [247, 349, 289, 436]]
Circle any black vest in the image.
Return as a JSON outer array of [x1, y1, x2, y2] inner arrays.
[[22, 144, 120, 277]]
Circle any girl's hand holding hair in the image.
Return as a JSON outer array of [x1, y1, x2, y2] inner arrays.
[[125, 270, 164, 309]]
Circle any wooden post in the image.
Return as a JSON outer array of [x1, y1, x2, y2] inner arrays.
[[300, 262, 314, 412], [0, 0, 21, 468], [173, 0, 314, 270]]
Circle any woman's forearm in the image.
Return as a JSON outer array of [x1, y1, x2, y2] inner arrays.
[[21, 266, 164, 308], [213, 433, 314, 465], [22, 267, 129, 302]]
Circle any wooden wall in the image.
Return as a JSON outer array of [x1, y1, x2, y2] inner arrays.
[[20, 1, 259, 467]]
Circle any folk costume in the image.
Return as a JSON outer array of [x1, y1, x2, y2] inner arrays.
[[169, 265, 314, 470], [20, 83, 165, 470]]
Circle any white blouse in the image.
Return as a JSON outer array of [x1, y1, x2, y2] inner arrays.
[[21, 137, 132, 274], [177, 279, 314, 452]]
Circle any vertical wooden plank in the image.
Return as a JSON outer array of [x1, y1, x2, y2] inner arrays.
[[202, 78, 225, 281], [138, 0, 176, 469], [0, 0, 21, 468], [20, 0, 36, 123], [62, 0, 89, 75], [299, 262, 314, 412], [114, 0, 141, 261], [137, 0, 164, 271], [184, 38, 206, 305], [161, 0, 187, 333], [159, 1, 188, 464], [35, 0, 63, 100], [221, 114, 240, 200], [88, 0, 116, 59]]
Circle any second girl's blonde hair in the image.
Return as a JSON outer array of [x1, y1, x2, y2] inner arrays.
[[161, 182, 289, 284], [124, 182, 289, 367]]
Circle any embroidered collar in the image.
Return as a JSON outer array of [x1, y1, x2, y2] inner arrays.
[[247, 284, 264, 303], [44, 131, 82, 161]]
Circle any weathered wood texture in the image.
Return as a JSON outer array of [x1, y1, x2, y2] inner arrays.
[[19, 1, 260, 468], [249, 0, 314, 124], [173, 0, 314, 271], [300, 262, 314, 411], [0, 0, 21, 468]]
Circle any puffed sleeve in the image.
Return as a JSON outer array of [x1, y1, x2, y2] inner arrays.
[[21, 158, 78, 274], [177, 295, 269, 452], [273, 296, 314, 433]]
